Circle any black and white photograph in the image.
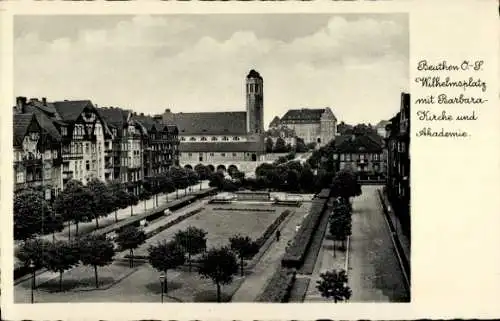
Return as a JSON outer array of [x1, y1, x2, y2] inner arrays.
[[11, 13, 410, 303]]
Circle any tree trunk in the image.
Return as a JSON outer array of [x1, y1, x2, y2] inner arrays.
[[59, 271, 63, 292], [52, 231, 55, 242], [130, 249, 134, 268], [32, 270, 36, 288], [216, 282, 221, 302], [164, 270, 168, 294], [115, 210, 118, 222], [144, 200, 147, 212], [131, 205, 133, 216], [94, 265, 99, 288], [240, 257, 244, 276], [95, 215, 99, 229], [156, 194, 158, 207], [176, 189, 179, 199], [333, 240, 336, 257], [166, 193, 168, 203], [75, 221, 79, 238], [68, 222, 71, 241]]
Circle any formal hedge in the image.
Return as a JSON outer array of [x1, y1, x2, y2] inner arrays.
[[144, 208, 204, 239], [256, 268, 297, 302], [281, 196, 330, 269]]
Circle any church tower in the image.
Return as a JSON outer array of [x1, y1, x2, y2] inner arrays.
[[246, 69, 264, 134]]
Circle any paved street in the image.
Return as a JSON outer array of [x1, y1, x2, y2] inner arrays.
[[348, 185, 409, 302]]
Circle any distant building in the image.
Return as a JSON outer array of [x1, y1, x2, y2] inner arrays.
[[385, 92, 410, 234], [277, 108, 337, 147], [332, 133, 386, 182], [268, 116, 281, 129], [375, 120, 391, 137], [265, 126, 297, 150], [161, 70, 266, 166]]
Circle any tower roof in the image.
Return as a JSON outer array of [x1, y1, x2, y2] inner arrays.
[[247, 69, 262, 79]]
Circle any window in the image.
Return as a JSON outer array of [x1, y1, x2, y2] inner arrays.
[[188, 153, 192, 157], [85, 143, 90, 154], [346, 154, 352, 161], [233, 136, 240, 141], [61, 127, 67, 136], [190, 137, 196, 141], [181, 137, 186, 141], [359, 154, 365, 161], [16, 171, 25, 183], [86, 161, 90, 171], [201, 137, 207, 141], [340, 154, 345, 161], [333, 154, 338, 160], [211, 136, 218, 141], [221, 153, 226, 157], [222, 136, 229, 141], [210, 153, 214, 156], [232, 153, 237, 157]]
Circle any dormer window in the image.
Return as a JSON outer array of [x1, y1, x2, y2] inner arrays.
[[222, 136, 229, 141], [201, 137, 207, 141], [211, 137, 218, 141], [189, 137, 196, 141], [181, 137, 186, 141]]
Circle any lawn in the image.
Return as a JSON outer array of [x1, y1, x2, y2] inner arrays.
[[134, 203, 282, 257]]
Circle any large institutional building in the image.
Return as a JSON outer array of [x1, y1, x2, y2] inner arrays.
[[270, 107, 337, 147], [161, 69, 266, 166]]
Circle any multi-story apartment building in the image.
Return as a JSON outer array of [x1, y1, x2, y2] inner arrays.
[[332, 133, 386, 182], [13, 97, 180, 196], [13, 112, 63, 200], [273, 107, 337, 147], [385, 92, 410, 235]]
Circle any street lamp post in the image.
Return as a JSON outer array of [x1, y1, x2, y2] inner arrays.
[[159, 273, 165, 303], [29, 260, 35, 304]]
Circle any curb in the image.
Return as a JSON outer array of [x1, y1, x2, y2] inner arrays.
[[377, 189, 411, 294]]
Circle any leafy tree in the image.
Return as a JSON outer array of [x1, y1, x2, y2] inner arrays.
[[108, 180, 126, 222], [194, 164, 210, 180], [148, 240, 185, 294], [328, 214, 351, 256], [198, 246, 238, 302], [286, 170, 300, 192], [274, 137, 287, 153], [295, 138, 307, 153], [79, 235, 115, 288], [306, 142, 317, 151], [115, 225, 147, 268], [127, 192, 139, 216], [209, 172, 225, 189], [53, 180, 94, 240], [265, 137, 274, 153], [43, 240, 79, 291], [87, 178, 113, 229], [15, 238, 51, 287], [159, 175, 176, 202], [169, 167, 189, 199], [229, 235, 259, 276], [331, 170, 362, 201], [14, 188, 63, 240], [316, 269, 352, 303], [174, 226, 207, 272], [139, 189, 152, 212], [299, 166, 315, 192]]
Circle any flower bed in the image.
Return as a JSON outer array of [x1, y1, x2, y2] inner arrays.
[[145, 208, 204, 239], [281, 196, 330, 269], [256, 268, 296, 302]]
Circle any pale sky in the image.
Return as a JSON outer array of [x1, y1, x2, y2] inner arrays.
[[14, 14, 409, 127]]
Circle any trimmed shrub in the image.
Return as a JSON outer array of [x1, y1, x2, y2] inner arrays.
[[257, 268, 297, 302], [281, 196, 330, 269]]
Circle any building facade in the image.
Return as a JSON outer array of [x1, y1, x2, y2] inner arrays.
[[332, 133, 386, 182], [385, 92, 410, 235], [273, 107, 337, 147], [13, 97, 180, 196], [161, 69, 266, 167]]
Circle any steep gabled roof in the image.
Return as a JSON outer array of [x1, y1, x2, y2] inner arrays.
[[335, 134, 383, 153], [171, 111, 247, 135], [53, 100, 93, 122], [269, 116, 281, 128], [97, 107, 129, 128], [13, 113, 37, 147], [281, 108, 326, 122], [21, 104, 63, 142]]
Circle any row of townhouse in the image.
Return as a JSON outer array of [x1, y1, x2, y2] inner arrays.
[[13, 97, 180, 201], [385, 92, 411, 236]]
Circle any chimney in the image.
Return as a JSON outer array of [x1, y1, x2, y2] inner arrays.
[[15, 96, 27, 114], [165, 108, 171, 113], [140, 112, 144, 116], [42, 97, 47, 105]]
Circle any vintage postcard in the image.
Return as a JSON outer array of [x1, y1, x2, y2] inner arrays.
[[0, 0, 499, 320]]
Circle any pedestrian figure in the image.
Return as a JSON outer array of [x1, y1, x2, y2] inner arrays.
[[276, 230, 281, 241]]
